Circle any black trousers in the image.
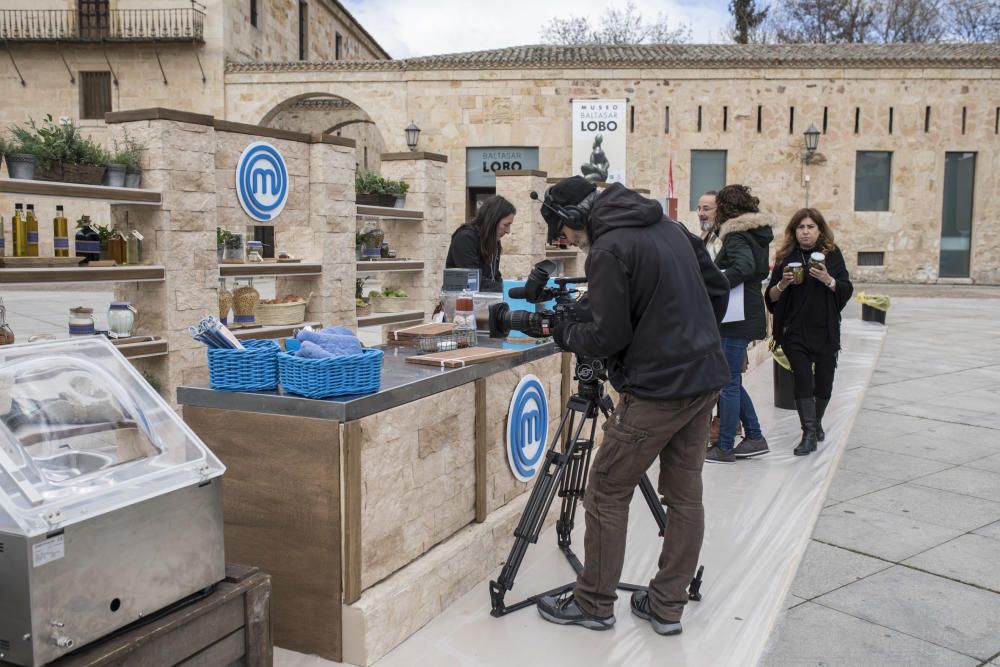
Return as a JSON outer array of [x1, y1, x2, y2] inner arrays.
[[782, 341, 837, 400]]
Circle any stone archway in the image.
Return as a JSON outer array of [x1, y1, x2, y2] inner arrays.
[[260, 93, 385, 173]]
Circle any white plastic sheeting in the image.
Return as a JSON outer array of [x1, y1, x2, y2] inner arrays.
[[372, 320, 886, 667]]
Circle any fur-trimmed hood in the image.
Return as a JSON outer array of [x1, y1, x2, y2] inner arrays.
[[718, 211, 776, 241]]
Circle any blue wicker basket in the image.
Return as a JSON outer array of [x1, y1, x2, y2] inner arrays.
[[278, 348, 384, 399], [207, 339, 280, 391]]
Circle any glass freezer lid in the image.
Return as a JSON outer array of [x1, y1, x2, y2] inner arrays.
[[0, 337, 225, 537]]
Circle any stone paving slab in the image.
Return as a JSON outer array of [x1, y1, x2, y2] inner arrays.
[[972, 520, 1000, 541], [838, 446, 953, 481], [866, 429, 1000, 465], [846, 482, 1000, 532], [813, 503, 963, 562], [762, 602, 979, 666], [814, 566, 1000, 660], [911, 466, 1000, 503], [789, 541, 891, 600], [967, 453, 1000, 475], [904, 534, 1000, 592], [826, 469, 900, 502]]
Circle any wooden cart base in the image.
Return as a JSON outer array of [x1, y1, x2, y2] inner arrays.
[[9, 564, 272, 667]]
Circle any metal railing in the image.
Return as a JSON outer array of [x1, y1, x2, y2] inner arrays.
[[0, 8, 205, 42]]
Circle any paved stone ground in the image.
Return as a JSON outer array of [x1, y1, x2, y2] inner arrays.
[[762, 288, 1000, 667]]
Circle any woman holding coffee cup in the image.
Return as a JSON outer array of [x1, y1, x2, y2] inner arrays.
[[766, 209, 853, 456]]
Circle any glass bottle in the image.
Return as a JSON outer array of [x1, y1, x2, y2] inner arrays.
[[0, 297, 14, 346], [74, 216, 100, 263], [108, 229, 127, 265], [453, 293, 477, 347], [127, 230, 143, 265], [218, 278, 233, 326], [223, 232, 244, 262], [107, 301, 137, 338], [12, 203, 27, 257], [68, 306, 96, 337], [246, 240, 264, 263], [25, 204, 39, 257], [0, 214, 5, 257], [53, 205, 69, 257], [231, 278, 260, 327]]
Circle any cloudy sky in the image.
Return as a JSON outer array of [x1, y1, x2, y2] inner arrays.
[[342, 0, 734, 59]]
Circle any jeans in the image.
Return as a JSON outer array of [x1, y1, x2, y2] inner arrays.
[[574, 391, 718, 621], [717, 336, 764, 451]]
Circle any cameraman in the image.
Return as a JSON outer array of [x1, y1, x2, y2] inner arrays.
[[536, 177, 730, 636]]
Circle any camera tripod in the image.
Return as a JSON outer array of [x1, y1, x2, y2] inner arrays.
[[489, 355, 704, 617]]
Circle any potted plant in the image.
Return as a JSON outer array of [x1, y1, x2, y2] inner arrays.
[[2, 132, 37, 180], [369, 286, 408, 313], [11, 115, 109, 185], [217, 227, 233, 264], [355, 170, 409, 207], [355, 277, 372, 316], [388, 178, 410, 208], [112, 129, 144, 188]]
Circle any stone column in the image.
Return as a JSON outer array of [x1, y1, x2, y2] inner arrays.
[[380, 152, 448, 316], [494, 170, 549, 282]]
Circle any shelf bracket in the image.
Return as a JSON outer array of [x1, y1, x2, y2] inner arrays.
[[4, 41, 26, 87], [56, 42, 75, 84], [153, 43, 168, 85], [193, 50, 206, 83], [102, 44, 119, 86]]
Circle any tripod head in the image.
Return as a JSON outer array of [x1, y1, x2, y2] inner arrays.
[[573, 355, 610, 406]]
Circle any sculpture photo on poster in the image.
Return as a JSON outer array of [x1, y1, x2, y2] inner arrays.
[[572, 99, 627, 185]]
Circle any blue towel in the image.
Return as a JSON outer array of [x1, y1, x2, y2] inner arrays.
[[296, 340, 334, 359], [296, 329, 363, 357], [320, 326, 355, 337]]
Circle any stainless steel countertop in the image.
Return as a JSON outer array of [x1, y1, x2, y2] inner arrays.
[[177, 339, 559, 422]]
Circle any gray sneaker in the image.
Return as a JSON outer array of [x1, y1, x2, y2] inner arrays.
[[733, 436, 770, 459], [537, 591, 615, 631], [630, 590, 682, 636], [705, 446, 736, 464]]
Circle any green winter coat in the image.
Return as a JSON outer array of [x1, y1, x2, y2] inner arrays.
[[715, 211, 775, 341]]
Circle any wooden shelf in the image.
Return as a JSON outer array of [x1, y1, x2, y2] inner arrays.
[[356, 260, 424, 273], [0, 265, 166, 284], [545, 249, 579, 260], [232, 321, 322, 340], [219, 263, 323, 278], [357, 311, 424, 327], [0, 177, 162, 206], [115, 339, 169, 360], [356, 205, 423, 220]]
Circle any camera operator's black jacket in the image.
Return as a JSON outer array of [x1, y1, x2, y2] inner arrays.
[[557, 184, 731, 400]]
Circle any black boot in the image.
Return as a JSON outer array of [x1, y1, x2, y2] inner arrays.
[[815, 397, 830, 442], [794, 398, 818, 456]]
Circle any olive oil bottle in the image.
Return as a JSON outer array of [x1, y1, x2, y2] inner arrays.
[[25, 204, 39, 257], [53, 205, 69, 257], [12, 203, 27, 257]]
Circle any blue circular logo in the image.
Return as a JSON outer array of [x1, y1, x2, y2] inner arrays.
[[236, 141, 289, 222], [506, 374, 548, 482]]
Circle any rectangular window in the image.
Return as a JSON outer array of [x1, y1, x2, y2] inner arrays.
[[630, 105, 635, 133], [723, 106, 728, 132], [961, 106, 967, 135], [78, 0, 109, 40], [939, 152, 976, 278], [298, 1, 308, 61], [697, 106, 702, 132], [854, 107, 860, 134], [857, 251, 885, 267], [854, 151, 892, 212], [995, 107, 999, 134], [822, 107, 828, 134], [664, 106, 670, 134], [79, 71, 112, 120], [789, 106, 795, 134], [888, 107, 894, 134], [756, 105, 762, 133], [689, 150, 727, 211], [250, 0, 257, 27], [925, 106, 931, 133], [335, 32, 343, 60]]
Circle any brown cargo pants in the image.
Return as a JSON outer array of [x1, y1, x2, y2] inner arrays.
[[574, 389, 717, 621]]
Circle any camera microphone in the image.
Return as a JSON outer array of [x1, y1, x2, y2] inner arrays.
[[530, 190, 570, 221]]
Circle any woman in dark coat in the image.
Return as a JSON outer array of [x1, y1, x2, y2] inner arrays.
[[706, 184, 774, 464], [445, 196, 516, 293], [766, 208, 853, 456]]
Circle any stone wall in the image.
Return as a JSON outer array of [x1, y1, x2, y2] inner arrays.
[[225, 65, 1000, 284]]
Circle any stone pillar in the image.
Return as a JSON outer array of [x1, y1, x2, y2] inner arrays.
[[494, 170, 549, 282], [380, 152, 448, 315], [107, 110, 219, 402]]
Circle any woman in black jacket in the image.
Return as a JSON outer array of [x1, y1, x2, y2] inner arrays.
[[766, 208, 853, 456], [706, 185, 774, 464], [445, 196, 516, 293]]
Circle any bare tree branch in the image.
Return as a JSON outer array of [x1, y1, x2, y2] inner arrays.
[[540, 1, 690, 45]]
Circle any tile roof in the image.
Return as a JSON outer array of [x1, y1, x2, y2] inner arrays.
[[227, 43, 1000, 73]]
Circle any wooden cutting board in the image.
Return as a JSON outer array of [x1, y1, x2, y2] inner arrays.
[[388, 322, 454, 343], [406, 346, 521, 368]]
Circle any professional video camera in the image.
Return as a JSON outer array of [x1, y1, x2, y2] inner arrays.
[[488, 259, 587, 339]]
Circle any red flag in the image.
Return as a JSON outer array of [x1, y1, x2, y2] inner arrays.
[[667, 159, 675, 200]]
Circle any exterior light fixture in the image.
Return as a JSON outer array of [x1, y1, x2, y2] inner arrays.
[[405, 121, 420, 151], [803, 124, 820, 162]]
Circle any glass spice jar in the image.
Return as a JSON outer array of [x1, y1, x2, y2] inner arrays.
[[68, 306, 96, 337], [107, 301, 138, 338], [231, 278, 260, 327], [246, 240, 264, 263]]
